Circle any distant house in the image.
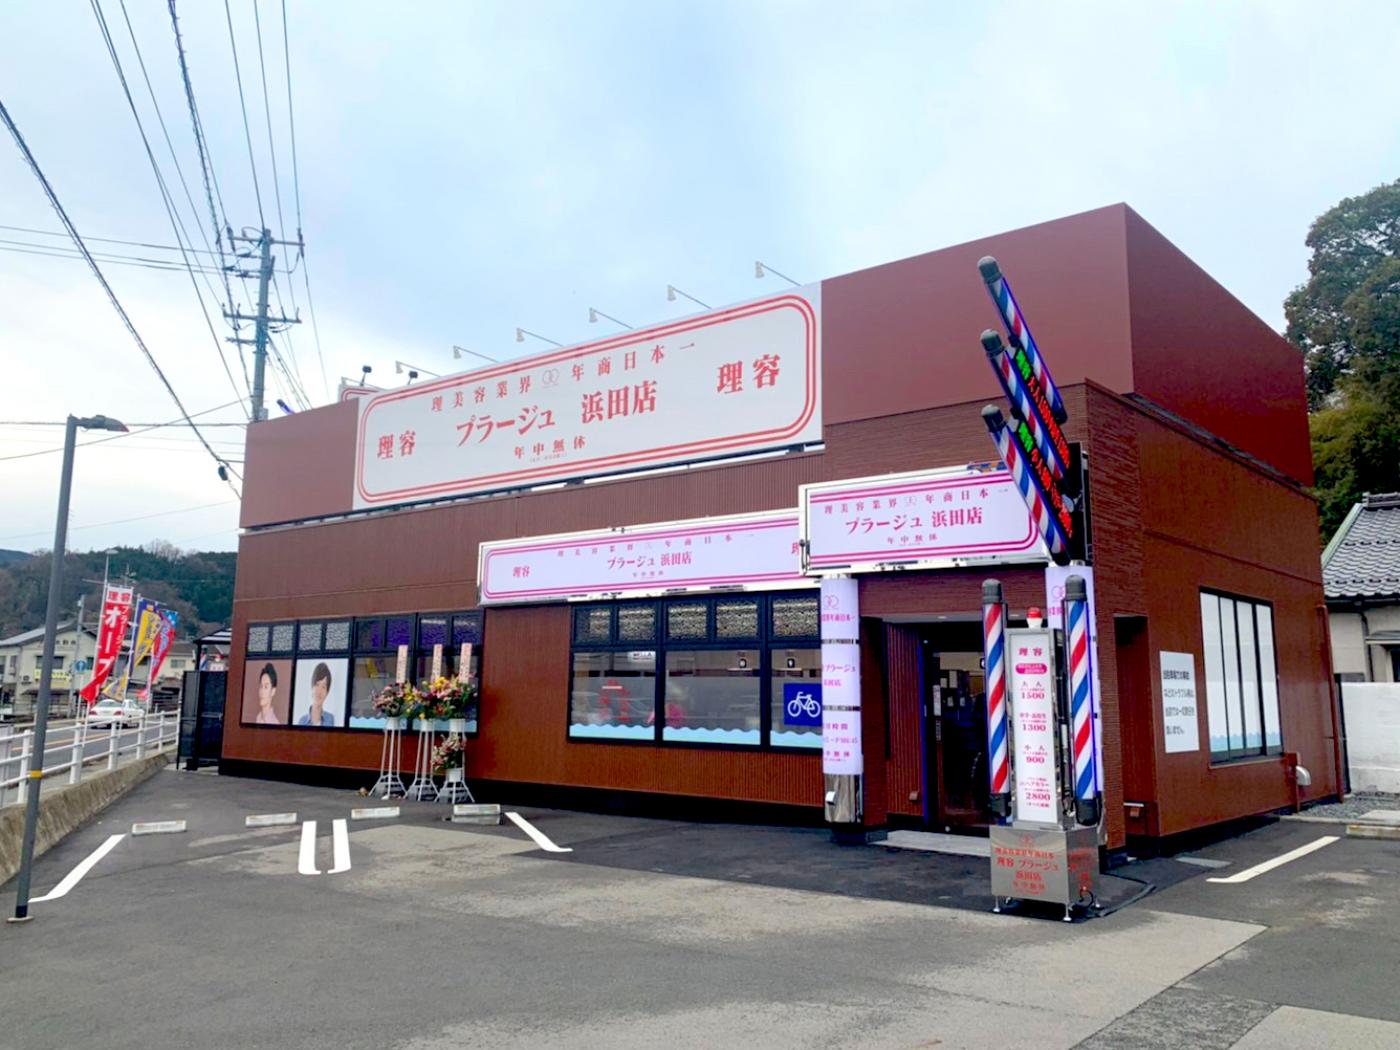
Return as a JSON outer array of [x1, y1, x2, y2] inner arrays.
[[1324, 493, 1400, 684], [0, 621, 99, 717]]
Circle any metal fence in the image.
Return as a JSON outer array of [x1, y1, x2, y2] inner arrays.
[[0, 713, 178, 809]]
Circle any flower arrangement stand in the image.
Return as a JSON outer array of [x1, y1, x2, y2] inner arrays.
[[406, 719, 439, 802], [436, 718, 474, 804], [370, 716, 407, 799]]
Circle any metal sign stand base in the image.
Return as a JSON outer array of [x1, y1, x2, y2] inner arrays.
[[370, 719, 407, 799], [989, 824, 1099, 921]]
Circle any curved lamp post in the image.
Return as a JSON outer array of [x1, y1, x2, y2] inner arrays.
[[9, 414, 127, 924]]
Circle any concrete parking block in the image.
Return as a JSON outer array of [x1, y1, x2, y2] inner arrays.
[[131, 820, 186, 836]]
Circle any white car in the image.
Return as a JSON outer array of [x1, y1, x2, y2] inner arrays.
[[88, 699, 144, 728]]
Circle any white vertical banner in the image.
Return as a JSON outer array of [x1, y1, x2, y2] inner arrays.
[[1006, 627, 1060, 825], [820, 577, 862, 776], [396, 644, 409, 685], [1159, 651, 1201, 754], [1045, 565, 1103, 793]]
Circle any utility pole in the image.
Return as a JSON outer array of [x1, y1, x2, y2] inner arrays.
[[224, 228, 301, 422]]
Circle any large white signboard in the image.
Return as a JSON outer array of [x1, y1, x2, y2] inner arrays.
[[1159, 651, 1201, 754], [355, 289, 821, 509], [1007, 628, 1060, 826], [800, 465, 1045, 574], [477, 510, 809, 604], [820, 576, 862, 775]]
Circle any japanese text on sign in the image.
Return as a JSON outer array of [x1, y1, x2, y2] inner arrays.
[[1008, 628, 1060, 825], [355, 290, 821, 509]]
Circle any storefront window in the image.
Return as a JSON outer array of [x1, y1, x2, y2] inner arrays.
[[246, 624, 270, 655], [769, 648, 822, 748], [771, 596, 819, 638], [663, 649, 760, 745], [350, 655, 396, 725], [666, 602, 708, 641], [715, 600, 759, 639], [1200, 590, 1282, 760], [569, 650, 657, 740]]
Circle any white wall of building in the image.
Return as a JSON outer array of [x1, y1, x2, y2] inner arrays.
[[1342, 682, 1400, 793], [1328, 606, 1400, 684]]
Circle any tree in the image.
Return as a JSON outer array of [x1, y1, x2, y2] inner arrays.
[[1286, 179, 1400, 409], [1286, 180, 1400, 541]]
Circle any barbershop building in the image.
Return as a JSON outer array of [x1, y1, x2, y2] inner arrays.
[[224, 204, 1342, 850]]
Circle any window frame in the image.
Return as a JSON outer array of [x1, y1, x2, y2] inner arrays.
[[1200, 588, 1283, 763], [565, 592, 821, 752]]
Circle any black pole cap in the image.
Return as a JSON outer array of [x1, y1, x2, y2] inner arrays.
[[1075, 797, 1101, 827], [980, 329, 1005, 356], [982, 579, 1004, 605], [980, 404, 1006, 432], [1065, 575, 1087, 602], [990, 794, 1011, 820], [977, 256, 1002, 284]]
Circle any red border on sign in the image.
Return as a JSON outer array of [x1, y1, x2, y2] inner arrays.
[[806, 471, 1039, 566], [480, 515, 805, 601], [355, 295, 819, 505]]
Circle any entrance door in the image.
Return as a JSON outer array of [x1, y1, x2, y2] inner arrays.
[[921, 627, 990, 829]]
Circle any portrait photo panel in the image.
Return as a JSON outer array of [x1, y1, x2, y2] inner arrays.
[[242, 658, 292, 726], [291, 657, 349, 728]]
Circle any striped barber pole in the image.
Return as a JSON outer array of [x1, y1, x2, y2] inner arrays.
[[978, 256, 1068, 424], [981, 406, 1068, 561], [981, 580, 1011, 820], [983, 333, 1066, 479], [1065, 579, 1101, 826]]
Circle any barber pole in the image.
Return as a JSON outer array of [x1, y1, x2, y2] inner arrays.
[[982, 331, 1066, 478], [981, 406, 1068, 562], [1064, 575, 1101, 826], [978, 256, 1068, 423], [981, 580, 1011, 820]]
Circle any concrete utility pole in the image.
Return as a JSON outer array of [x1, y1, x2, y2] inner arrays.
[[224, 227, 301, 422]]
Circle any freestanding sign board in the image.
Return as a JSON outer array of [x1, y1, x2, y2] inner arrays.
[[1005, 627, 1061, 827], [819, 577, 862, 777], [355, 289, 821, 509]]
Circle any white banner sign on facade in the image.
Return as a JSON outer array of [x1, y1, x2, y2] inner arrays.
[[354, 289, 821, 509], [800, 464, 1046, 574], [1007, 627, 1060, 826], [1045, 564, 1104, 793], [1159, 651, 1201, 754], [820, 576, 862, 775], [478, 510, 808, 604]]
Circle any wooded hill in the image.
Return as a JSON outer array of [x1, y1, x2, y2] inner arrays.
[[0, 543, 235, 640]]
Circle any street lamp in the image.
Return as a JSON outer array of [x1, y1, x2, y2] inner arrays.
[[666, 284, 711, 310], [587, 307, 632, 330], [515, 328, 563, 348], [394, 360, 441, 381], [9, 413, 127, 925], [755, 260, 801, 287], [452, 345, 499, 364]]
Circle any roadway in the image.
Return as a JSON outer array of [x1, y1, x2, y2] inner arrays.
[[2, 772, 1397, 1049]]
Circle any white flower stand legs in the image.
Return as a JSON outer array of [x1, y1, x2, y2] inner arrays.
[[406, 720, 439, 802], [436, 718, 475, 804], [370, 717, 407, 799]]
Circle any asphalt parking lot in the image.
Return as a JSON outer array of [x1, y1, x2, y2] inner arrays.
[[2, 769, 1398, 1049]]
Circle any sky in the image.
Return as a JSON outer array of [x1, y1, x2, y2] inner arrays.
[[1, 0, 1397, 556]]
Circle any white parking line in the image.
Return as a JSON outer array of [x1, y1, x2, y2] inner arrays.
[[505, 811, 572, 853], [1207, 835, 1340, 885], [30, 834, 125, 904], [298, 821, 322, 875], [329, 819, 351, 874]]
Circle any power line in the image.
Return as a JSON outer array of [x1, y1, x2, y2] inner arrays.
[[0, 99, 240, 493], [0, 500, 239, 545], [252, 0, 289, 248], [0, 222, 221, 255], [0, 239, 232, 276], [223, 0, 266, 229], [280, 0, 328, 402], [0, 401, 244, 464], [90, 0, 248, 413]]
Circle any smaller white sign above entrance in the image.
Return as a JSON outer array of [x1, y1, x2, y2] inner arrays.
[[1159, 651, 1201, 754], [800, 464, 1046, 574], [477, 509, 809, 604]]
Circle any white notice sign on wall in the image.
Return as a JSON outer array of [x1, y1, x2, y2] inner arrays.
[[1159, 651, 1201, 754], [1008, 628, 1060, 826]]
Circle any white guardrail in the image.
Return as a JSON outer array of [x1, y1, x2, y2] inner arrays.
[[0, 713, 177, 808]]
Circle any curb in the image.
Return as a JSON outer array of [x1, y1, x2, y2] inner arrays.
[[1347, 823, 1400, 841]]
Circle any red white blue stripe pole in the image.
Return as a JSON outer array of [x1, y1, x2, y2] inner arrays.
[[978, 256, 1068, 424], [982, 330, 1066, 479], [981, 579, 1011, 821], [1065, 574, 1101, 826], [981, 405, 1068, 562]]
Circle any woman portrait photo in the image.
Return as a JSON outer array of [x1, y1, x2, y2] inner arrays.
[[292, 657, 348, 728], [241, 659, 291, 725]]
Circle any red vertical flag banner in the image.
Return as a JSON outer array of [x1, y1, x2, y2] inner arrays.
[[79, 585, 135, 704]]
